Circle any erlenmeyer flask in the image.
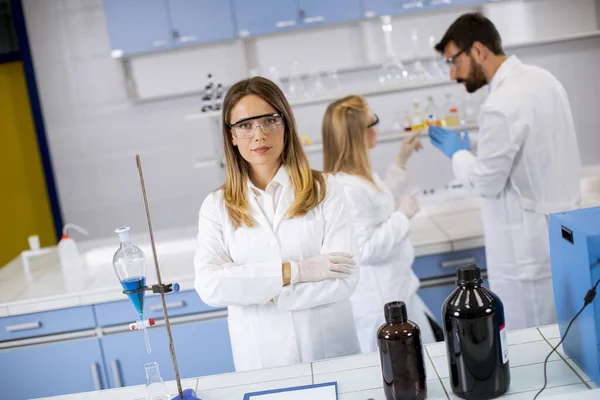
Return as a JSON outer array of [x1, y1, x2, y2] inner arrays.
[[287, 61, 304, 98], [410, 28, 431, 81], [113, 227, 147, 321], [427, 35, 448, 78], [145, 362, 169, 400], [378, 15, 409, 84]]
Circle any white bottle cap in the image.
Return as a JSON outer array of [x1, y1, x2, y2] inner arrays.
[[115, 227, 131, 243], [28, 235, 40, 251]]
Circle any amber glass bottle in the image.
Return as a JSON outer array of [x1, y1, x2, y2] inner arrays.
[[377, 301, 427, 400]]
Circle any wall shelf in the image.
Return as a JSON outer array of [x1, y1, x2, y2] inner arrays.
[[276, 30, 600, 82], [303, 123, 479, 153], [184, 29, 600, 122], [185, 76, 454, 121]]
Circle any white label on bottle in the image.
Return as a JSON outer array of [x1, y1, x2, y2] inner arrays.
[[499, 323, 509, 364]]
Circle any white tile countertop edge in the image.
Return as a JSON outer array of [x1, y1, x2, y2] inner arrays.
[[31, 325, 597, 400]]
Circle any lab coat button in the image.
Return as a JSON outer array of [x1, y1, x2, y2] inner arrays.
[[269, 239, 277, 247]]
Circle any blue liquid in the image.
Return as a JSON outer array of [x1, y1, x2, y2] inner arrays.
[[121, 276, 146, 320]]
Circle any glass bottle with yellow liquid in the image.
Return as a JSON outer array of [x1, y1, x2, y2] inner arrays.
[[424, 96, 442, 127], [442, 93, 460, 127], [411, 101, 425, 131]]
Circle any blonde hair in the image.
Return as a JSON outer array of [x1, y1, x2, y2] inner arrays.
[[322, 95, 376, 186], [220, 77, 326, 229]]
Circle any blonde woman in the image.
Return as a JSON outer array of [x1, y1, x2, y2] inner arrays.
[[194, 77, 360, 372], [322, 95, 435, 352]]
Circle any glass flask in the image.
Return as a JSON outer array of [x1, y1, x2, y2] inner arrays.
[[460, 94, 478, 126], [409, 29, 431, 81], [411, 100, 425, 131], [113, 227, 147, 321], [442, 93, 460, 127], [287, 61, 304, 99], [145, 362, 170, 400], [378, 15, 409, 84], [427, 35, 448, 78], [424, 96, 441, 126]]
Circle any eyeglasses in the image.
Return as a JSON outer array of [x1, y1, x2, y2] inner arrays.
[[445, 46, 471, 66], [230, 113, 284, 139], [367, 114, 379, 129]]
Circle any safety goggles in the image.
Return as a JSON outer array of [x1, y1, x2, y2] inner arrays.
[[230, 113, 284, 139], [445, 45, 472, 66], [367, 114, 380, 129]]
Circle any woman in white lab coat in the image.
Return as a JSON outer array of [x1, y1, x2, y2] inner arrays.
[[194, 77, 361, 372], [322, 95, 436, 353]]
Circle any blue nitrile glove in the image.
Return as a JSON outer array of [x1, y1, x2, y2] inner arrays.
[[429, 126, 471, 158], [171, 389, 200, 399]]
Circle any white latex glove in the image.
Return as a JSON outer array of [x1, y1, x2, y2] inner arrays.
[[396, 130, 424, 168], [291, 252, 356, 284], [396, 195, 420, 219]]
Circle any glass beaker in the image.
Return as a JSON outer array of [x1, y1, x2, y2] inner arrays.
[[145, 362, 169, 400]]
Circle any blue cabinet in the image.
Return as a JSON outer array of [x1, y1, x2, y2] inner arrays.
[[168, 0, 237, 47], [102, 317, 234, 388], [0, 306, 96, 342], [94, 290, 223, 327], [0, 337, 107, 400], [103, 0, 173, 57], [233, 0, 298, 37], [413, 247, 487, 281], [295, 0, 362, 26], [419, 279, 489, 324], [427, 0, 485, 10], [361, 0, 427, 18], [233, 0, 362, 37]]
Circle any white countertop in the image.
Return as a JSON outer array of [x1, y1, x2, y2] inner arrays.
[[0, 192, 483, 317], [33, 324, 598, 400]]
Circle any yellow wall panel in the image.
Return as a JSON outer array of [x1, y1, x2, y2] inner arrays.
[[0, 61, 55, 268]]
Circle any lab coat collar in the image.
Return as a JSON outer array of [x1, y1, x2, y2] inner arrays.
[[246, 165, 290, 193], [246, 165, 293, 234], [489, 55, 521, 94]]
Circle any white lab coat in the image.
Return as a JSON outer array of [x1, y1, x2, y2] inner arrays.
[[452, 56, 581, 330], [194, 169, 361, 371], [337, 164, 436, 353]]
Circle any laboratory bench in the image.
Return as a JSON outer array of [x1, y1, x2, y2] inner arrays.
[[0, 193, 487, 399], [33, 324, 599, 400]]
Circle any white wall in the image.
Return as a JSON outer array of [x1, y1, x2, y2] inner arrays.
[[23, 0, 600, 240]]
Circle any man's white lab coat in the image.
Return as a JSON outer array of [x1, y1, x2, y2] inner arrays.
[[452, 55, 581, 330]]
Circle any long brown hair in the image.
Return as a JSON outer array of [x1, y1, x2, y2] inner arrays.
[[220, 76, 326, 229], [322, 95, 376, 186]]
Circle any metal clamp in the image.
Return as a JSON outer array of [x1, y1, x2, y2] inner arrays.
[[122, 282, 180, 296]]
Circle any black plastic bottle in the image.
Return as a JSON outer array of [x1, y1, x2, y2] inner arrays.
[[377, 301, 427, 400], [442, 265, 511, 399]]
